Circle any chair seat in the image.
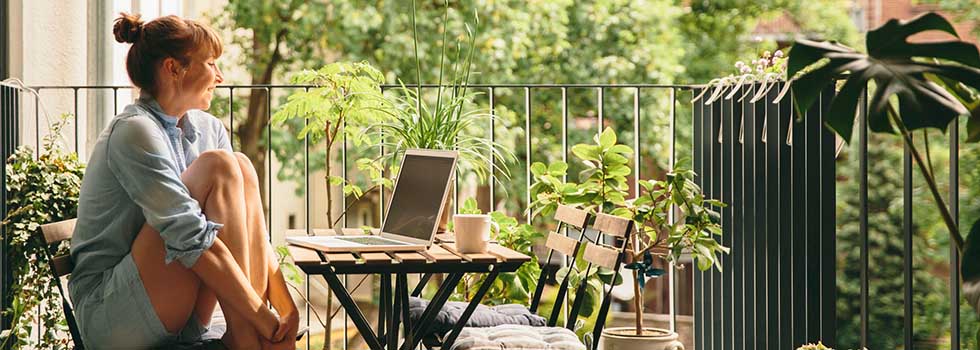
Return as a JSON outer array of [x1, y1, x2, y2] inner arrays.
[[408, 296, 546, 336], [449, 325, 585, 350]]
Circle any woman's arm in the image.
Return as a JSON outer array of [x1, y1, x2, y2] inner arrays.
[[192, 238, 280, 340]]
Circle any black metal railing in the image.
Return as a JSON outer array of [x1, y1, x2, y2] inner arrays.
[[1, 81, 968, 349], [2, 82, 692, 349]]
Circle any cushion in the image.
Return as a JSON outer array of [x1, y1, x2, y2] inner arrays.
[[409, 297, 547, 336], [449, 325, 586, 350]]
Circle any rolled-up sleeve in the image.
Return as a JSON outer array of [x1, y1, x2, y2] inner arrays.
[[105, 117, 221, 268]]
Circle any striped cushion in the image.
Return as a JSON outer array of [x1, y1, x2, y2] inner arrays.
[[450, 325, 585, 350]]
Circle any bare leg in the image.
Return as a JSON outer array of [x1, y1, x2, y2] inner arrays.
[[132, 150, 274, 348], [191, 152, 271, 329], [233, 152, 271, 298]]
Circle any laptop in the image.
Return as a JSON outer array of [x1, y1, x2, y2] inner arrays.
[[286, 149, 458, 252]]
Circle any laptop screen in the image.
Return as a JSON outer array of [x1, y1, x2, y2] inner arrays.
[[382, 153, 455, 241]]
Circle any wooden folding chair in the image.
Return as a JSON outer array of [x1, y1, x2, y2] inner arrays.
[[446, 211, 632, 350], [530, 204, 593, 326], [38, 219, 84, 349], [413, 204, 593, 348], [38, 219, 230, 350], [568, 212, 634, 350]]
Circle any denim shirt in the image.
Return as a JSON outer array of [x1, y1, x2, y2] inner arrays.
[[68, 93, 231, 307]]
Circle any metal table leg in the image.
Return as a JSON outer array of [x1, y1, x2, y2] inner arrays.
[[398, 273, 412, 350], [440, 271, 500, 349], [405, 273, 464, 350], [412, 272, 433, 297], [321, 270, 385, 350], [380, 273, 391, 345]]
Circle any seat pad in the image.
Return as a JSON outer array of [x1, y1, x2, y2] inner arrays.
[[449, 325, 585, 350], [408, 296, 546, 336]]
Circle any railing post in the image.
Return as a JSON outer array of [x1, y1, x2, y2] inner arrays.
[[0, 85, 20, 345]]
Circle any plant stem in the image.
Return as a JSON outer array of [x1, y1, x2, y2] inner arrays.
[[331, 184, 381, 229], [887, 106, 963, 251], [632, 238, 644, 336]]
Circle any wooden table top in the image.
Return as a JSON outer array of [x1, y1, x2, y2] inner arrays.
[[284, 228, 531, 274]]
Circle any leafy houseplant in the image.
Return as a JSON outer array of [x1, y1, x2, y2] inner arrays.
[[529, 128, 726, 348], [529, 127, 635, 324], [372, 1, 514, 230], [452, 198, 542, 306], [786, 11, 980, 332], [1, 114, 84, 348], [615, 160, 725, 337]]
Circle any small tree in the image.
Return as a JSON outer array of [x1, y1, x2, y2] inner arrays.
[[271, 61, 390, 226]]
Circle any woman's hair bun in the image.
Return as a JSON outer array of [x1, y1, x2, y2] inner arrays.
[[113, 13, 144, 44]]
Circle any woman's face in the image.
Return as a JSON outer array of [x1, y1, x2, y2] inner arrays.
[[176, 49, 223, 111]]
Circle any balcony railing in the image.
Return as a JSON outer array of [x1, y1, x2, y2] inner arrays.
[[0, 82, 970, 349]]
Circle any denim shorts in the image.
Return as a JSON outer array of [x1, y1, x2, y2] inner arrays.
[[75, 254, 209, 349]]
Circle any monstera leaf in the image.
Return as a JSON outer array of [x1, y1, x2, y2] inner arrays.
[[787, 12, 980, 143]]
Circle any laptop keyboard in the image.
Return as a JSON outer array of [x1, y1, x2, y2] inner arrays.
[[336, 236, 407, 246]]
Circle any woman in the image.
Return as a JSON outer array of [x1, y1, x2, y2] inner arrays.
[[68, 13, 298, 349]]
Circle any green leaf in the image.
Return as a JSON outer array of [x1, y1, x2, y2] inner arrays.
[[571, 144, 600, 162], [867, 12, 979, 67], [609, 144, 633, 156], [790, 14, 980, 144], [596, 268, 624, 286], [531, 162, 548, 177], [548, 162, 568, 175], [598, 127, 616, 149], [962, 218, 980, 316]]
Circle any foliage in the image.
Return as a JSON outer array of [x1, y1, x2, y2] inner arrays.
[[788, 13, 980, 146], [0, 114, 84, 348], [787, 13, 980, 325], [694, 48, 789, 105], [370, 1, 513, 187], [271, 61, 390, 226], [626, 160, 726, 272], [529, 127, 633, 218], [789, 13, 980, 346], [834, 135, 965, 349], [796, 342, 834, 350], [528, 127, 726, 330], [452, 198, 542, 306]]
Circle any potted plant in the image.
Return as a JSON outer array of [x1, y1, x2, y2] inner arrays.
[[529, 128, 726, 349], [452, 198, 543, 305], [528, 127, 636, 332], [597, 160, 725, 350], [272, 61, 390, 227], [370, 0, 514, 232], [1, 114, 84, 348], [785, 12, 980, 327]]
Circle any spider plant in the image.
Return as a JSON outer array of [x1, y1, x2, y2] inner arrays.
[[372, 0, 513, 185]]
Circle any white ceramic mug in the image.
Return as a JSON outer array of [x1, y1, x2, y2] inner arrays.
[[453, 214, 499, 254]]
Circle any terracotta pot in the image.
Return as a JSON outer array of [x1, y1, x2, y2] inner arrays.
[[598, 327, 684, 350]]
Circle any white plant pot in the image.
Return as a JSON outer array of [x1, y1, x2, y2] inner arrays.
[[598, 327, 684, 350]]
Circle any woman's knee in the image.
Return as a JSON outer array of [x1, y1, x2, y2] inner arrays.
[[233, 152, 260, 189], [191, 150, 243, 182]]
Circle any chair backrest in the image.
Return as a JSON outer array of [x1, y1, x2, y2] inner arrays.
[[528, 204, 592, 324], [41, 219, 76, 278], [39, 218, 84, 349], [567, 212, 635, 349]]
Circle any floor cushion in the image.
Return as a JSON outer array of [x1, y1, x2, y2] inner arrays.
[[408, 296, 547, 336], [449, 325, 585, 350]]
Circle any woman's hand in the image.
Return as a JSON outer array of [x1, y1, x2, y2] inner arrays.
[[262, 308, 299, 350]]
